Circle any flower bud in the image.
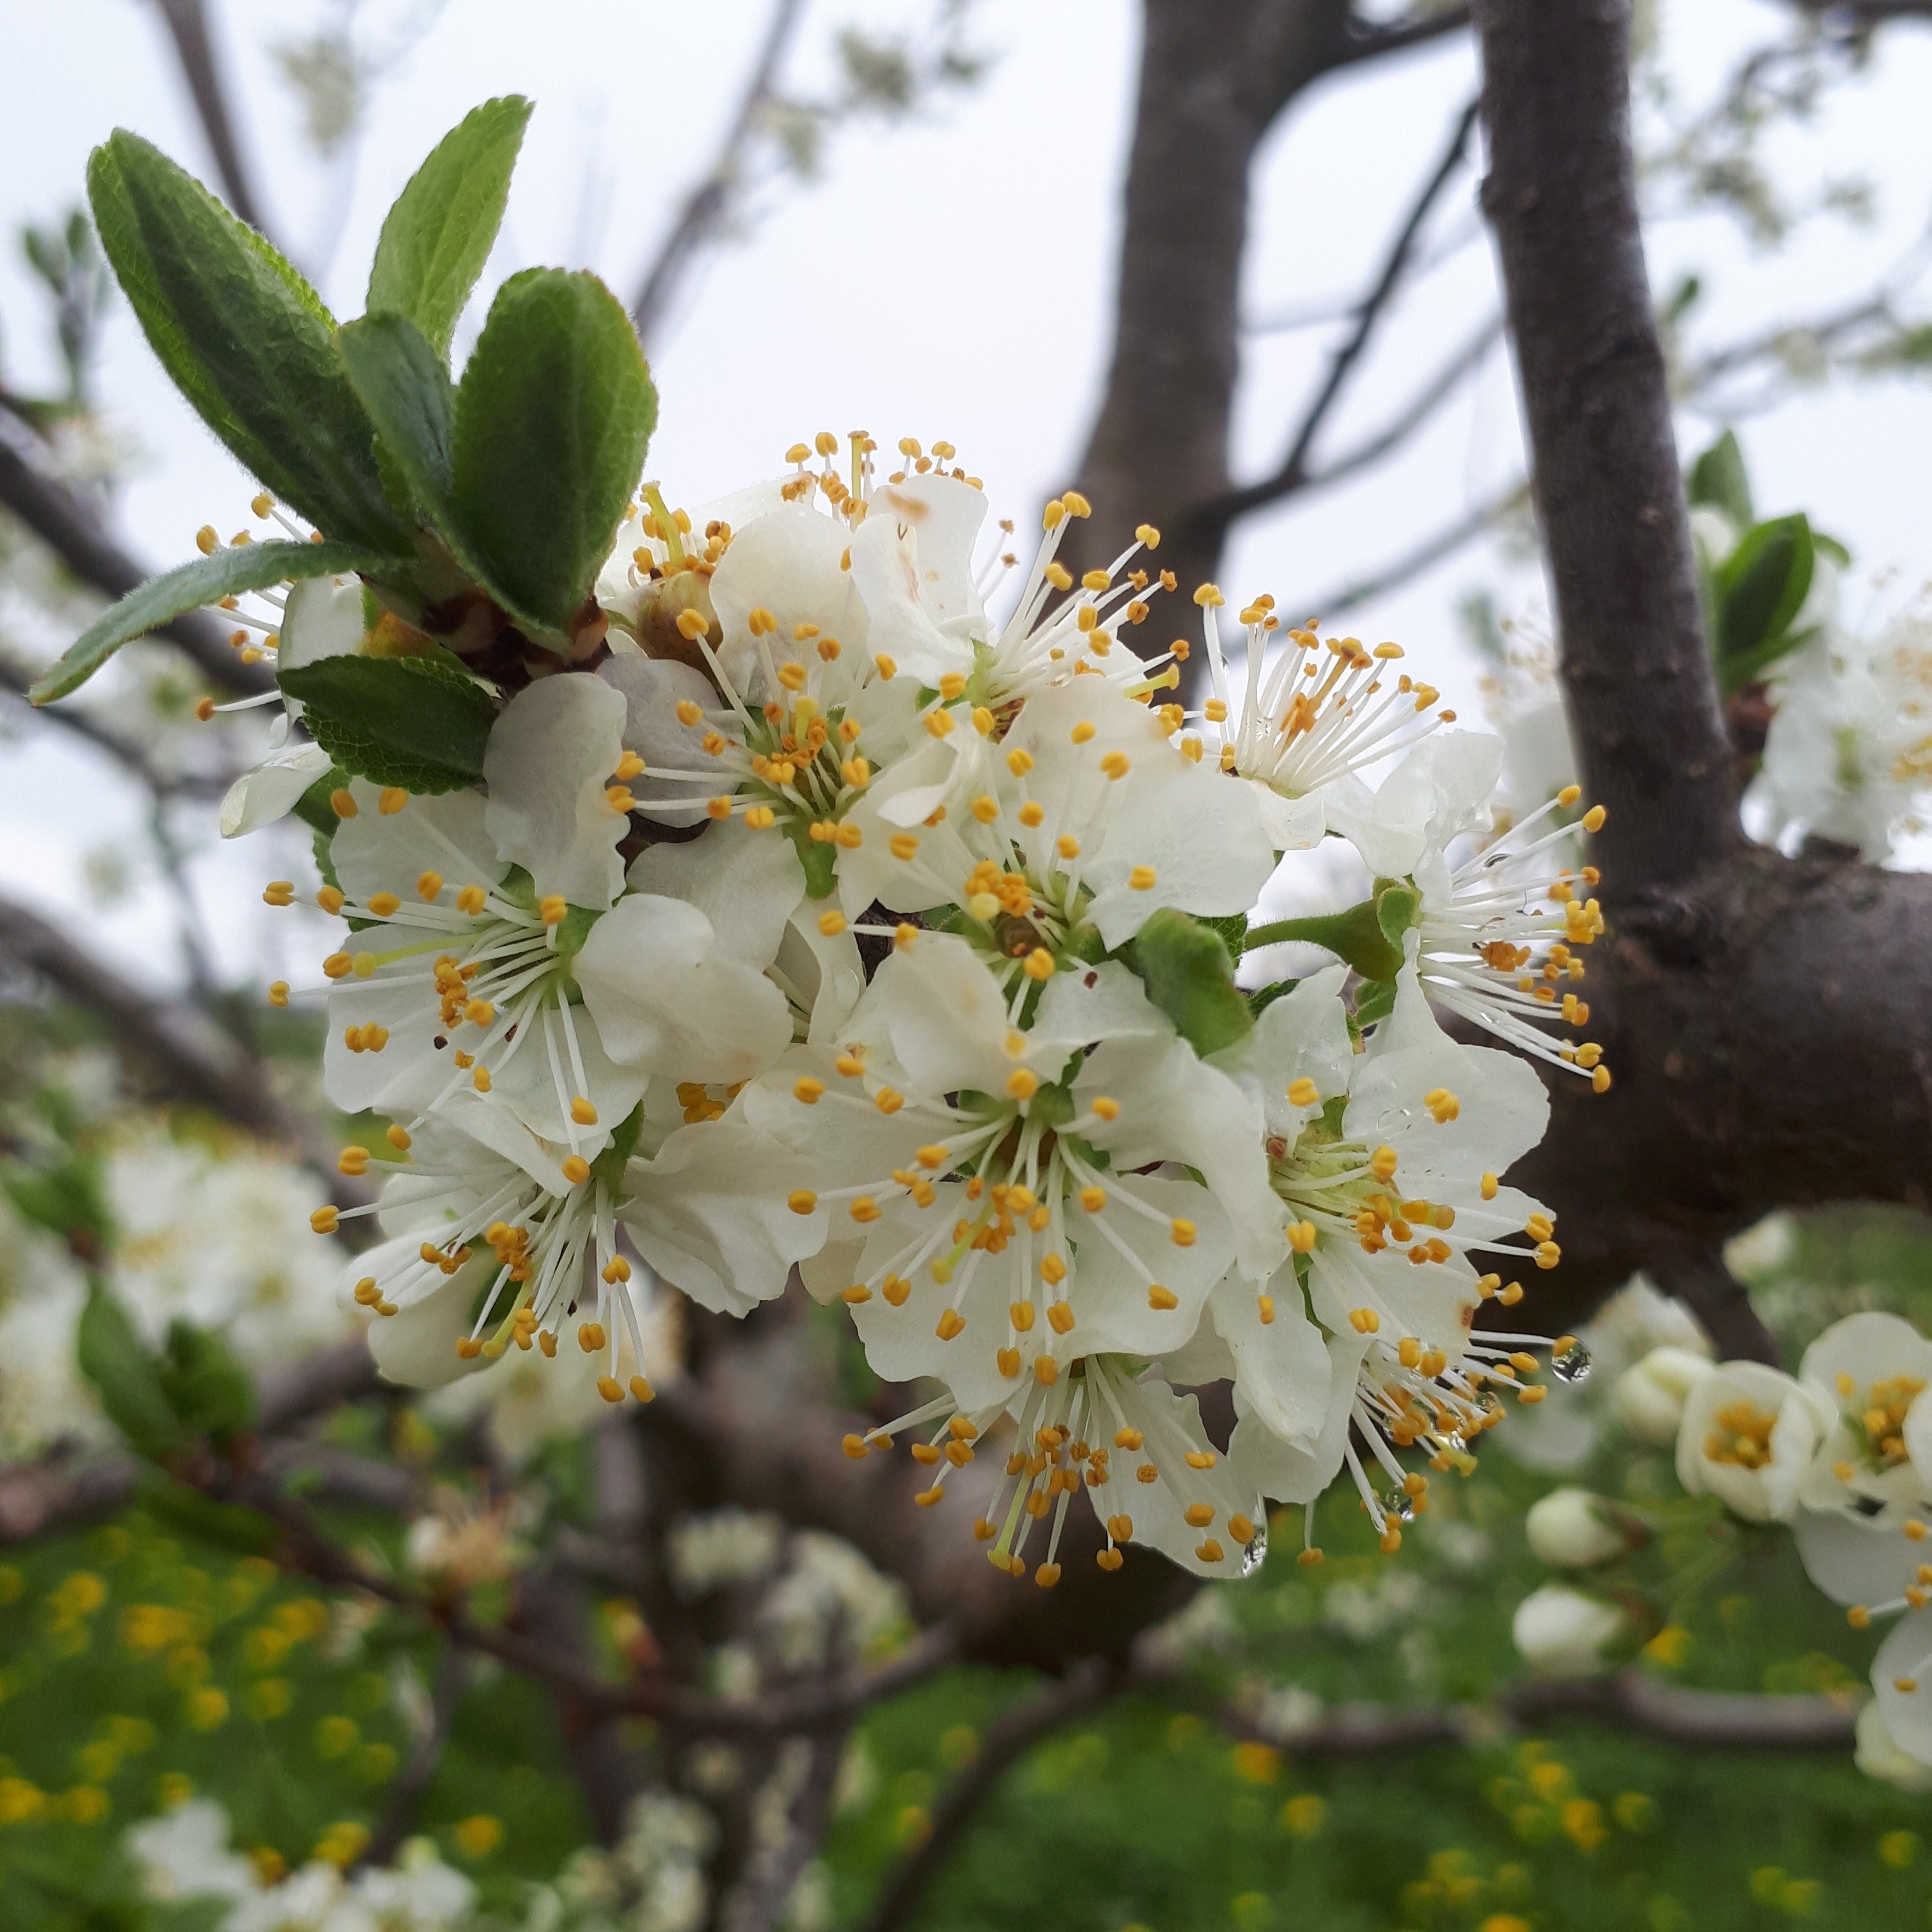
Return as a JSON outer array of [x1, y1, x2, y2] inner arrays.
[[1615, 1345, 1713, 1447], [1676, 1360, 1821, 1523], [1526, 1488, 1639, 1569], [1511, 1585, 1631, 1679]]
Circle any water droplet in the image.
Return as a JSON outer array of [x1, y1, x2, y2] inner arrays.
[[1553, 1343, 1593, 1384], [1241, 1525, 1269, 1576], [1382, 1486, 1416, 1523], [1444, 1431, 1468, 1455]]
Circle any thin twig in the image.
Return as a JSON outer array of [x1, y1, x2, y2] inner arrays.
[[358, 1646, 469, 1869], [1286, 477, 1526, 624], [1299, 311, 1505, 494], [629, 0, 811, 346], [0, 438, 274, 700], [1201, 96, 1480, 531], [147, 0, 274, 239], [0, 891, 371, 1214], [855, 1659, 1117, 1932]]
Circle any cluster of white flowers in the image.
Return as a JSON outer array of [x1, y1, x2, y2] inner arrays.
[[1748, 602, 1932, 863], [127, 1798, 474, 1931], [222, 434, 1613, 1585], [1510, 1299, 1932, 1786], [0, 1112, 352, 1460]]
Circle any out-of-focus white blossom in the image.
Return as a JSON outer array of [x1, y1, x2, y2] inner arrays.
[[1511, 1584, 1631, 1678], [1616, 1344, 1717, 1448], [1525, 1487, 1639, 1569], [1675, 1360, 1823, 1523]]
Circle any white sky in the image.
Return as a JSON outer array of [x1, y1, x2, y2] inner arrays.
[[3, 0, 1932, 989]]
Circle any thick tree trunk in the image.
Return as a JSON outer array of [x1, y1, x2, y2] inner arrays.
[[1063, 1, 1358, 603]]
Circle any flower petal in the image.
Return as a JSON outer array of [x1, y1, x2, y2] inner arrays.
[[484, 675, 629, 910]]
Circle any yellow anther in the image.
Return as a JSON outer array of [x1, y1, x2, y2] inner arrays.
[[1007, 1068, 1039, 1101], [1558, 784, 1582, 807], [1148, 1284, 1179, 1310], [676, 608, 709, 641], [338, 1146, 369, 1177], [1091, 1096, 1120, 1122], [1287, 1077, 1318, 1106], [378, 787, 409, 815], [570, 1097, 599, 1126], [1100, 751, 1130, 780], [561, 1155, 590, 1184], [540, 895, 568, 925], [457, 885, 488, 915], [1192, 583, 1226, 608], [936, 1309, 966, 1341], [818, 910, 847, 937], [310, 1207, 340, 1235], [267, 980, 290, 1007], [1169, 1217, 1196, 1247], [330, 788, 358, 819], [1070, 721, 1096, 745], [1128, 865, 1156, 891]]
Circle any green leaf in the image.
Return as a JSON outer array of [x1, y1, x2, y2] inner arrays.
[[452, 268, 657, 634], [1195, 913, 1250, 961], [1687, 429, 1754, 527], [1130, 908, 1254, 1058], [367, 96, 532, 356], [77, 1278, 183, 1460], [159, 1320, 258, 1442], [1713, 514, 1815, 694], [293, 761, 352, 837], [1353, 978, 1397, 1028], [29, 537, 384, 704], [277, 653, 497, 792], [87, 132, 411, 553], [1248, 977, 1300, 1018], [337, 312, 557, 637]]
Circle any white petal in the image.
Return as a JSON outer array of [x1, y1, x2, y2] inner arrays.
[[774, 904, 865, 1043], [1002, 679, 1276, 949], [621, 1122, 826, 1316], [627, 819, 805, 969], [846, 489, 980, 685], [484, 676, 629, 910], [574, 894, 794, 1084], [1793, 1503, 1932, 1608], [1230, 1329, 1373, 1504], [599, 655, 723, 825], [1325, 729, 1503, 881], [1675, 1360, 1818, 1522], [1082, 1366, 1263, 1578], [331, 779, 500, 905], [219, 743, 333, 838], [1208, 963, 1353, 1141], [1073, 1032, 1284, 1283], [1209, 1262, 1331, 1447], [1874, 1608, 1932, 1765], [708, 505, 868, 696], [1306, 1243, 1479, 1360], [360, 1247, 496, 1389], [276, 572, 366, 672], [872, 931, 1021, 1098]]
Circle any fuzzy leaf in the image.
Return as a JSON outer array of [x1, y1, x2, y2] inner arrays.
[[277, 653, 497, 792], [337, 312, 557, 637], [452, 268, 657, 635], [159, 1320, 258, 1442], [87, 132, 411, 553], [367, 96, 532, 356], [30, 537, 382, 704], [1130, 908, 1254, 1058]]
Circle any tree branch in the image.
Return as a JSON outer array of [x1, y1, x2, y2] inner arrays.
[[358, 1646, 468, 1870], [0, 439, 273, 699], [1205, 1667, 1856, 1753], [1337, 3, 1474, 66], [0, 657, 231, 799], [855, 1659, 1117, 1932], [147, 0, 273, 239], [1475, 0, 1736, 900], [629, 0, 811, 347]]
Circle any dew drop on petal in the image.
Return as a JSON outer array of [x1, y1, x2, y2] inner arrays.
[[1553, 1344, 1593, 1384], [1382, 1487, 1417, 1523], [1241, 1525, 1269, 1577]]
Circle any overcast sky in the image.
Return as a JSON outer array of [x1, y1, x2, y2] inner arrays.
[[4, 0, 1931, 988]]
